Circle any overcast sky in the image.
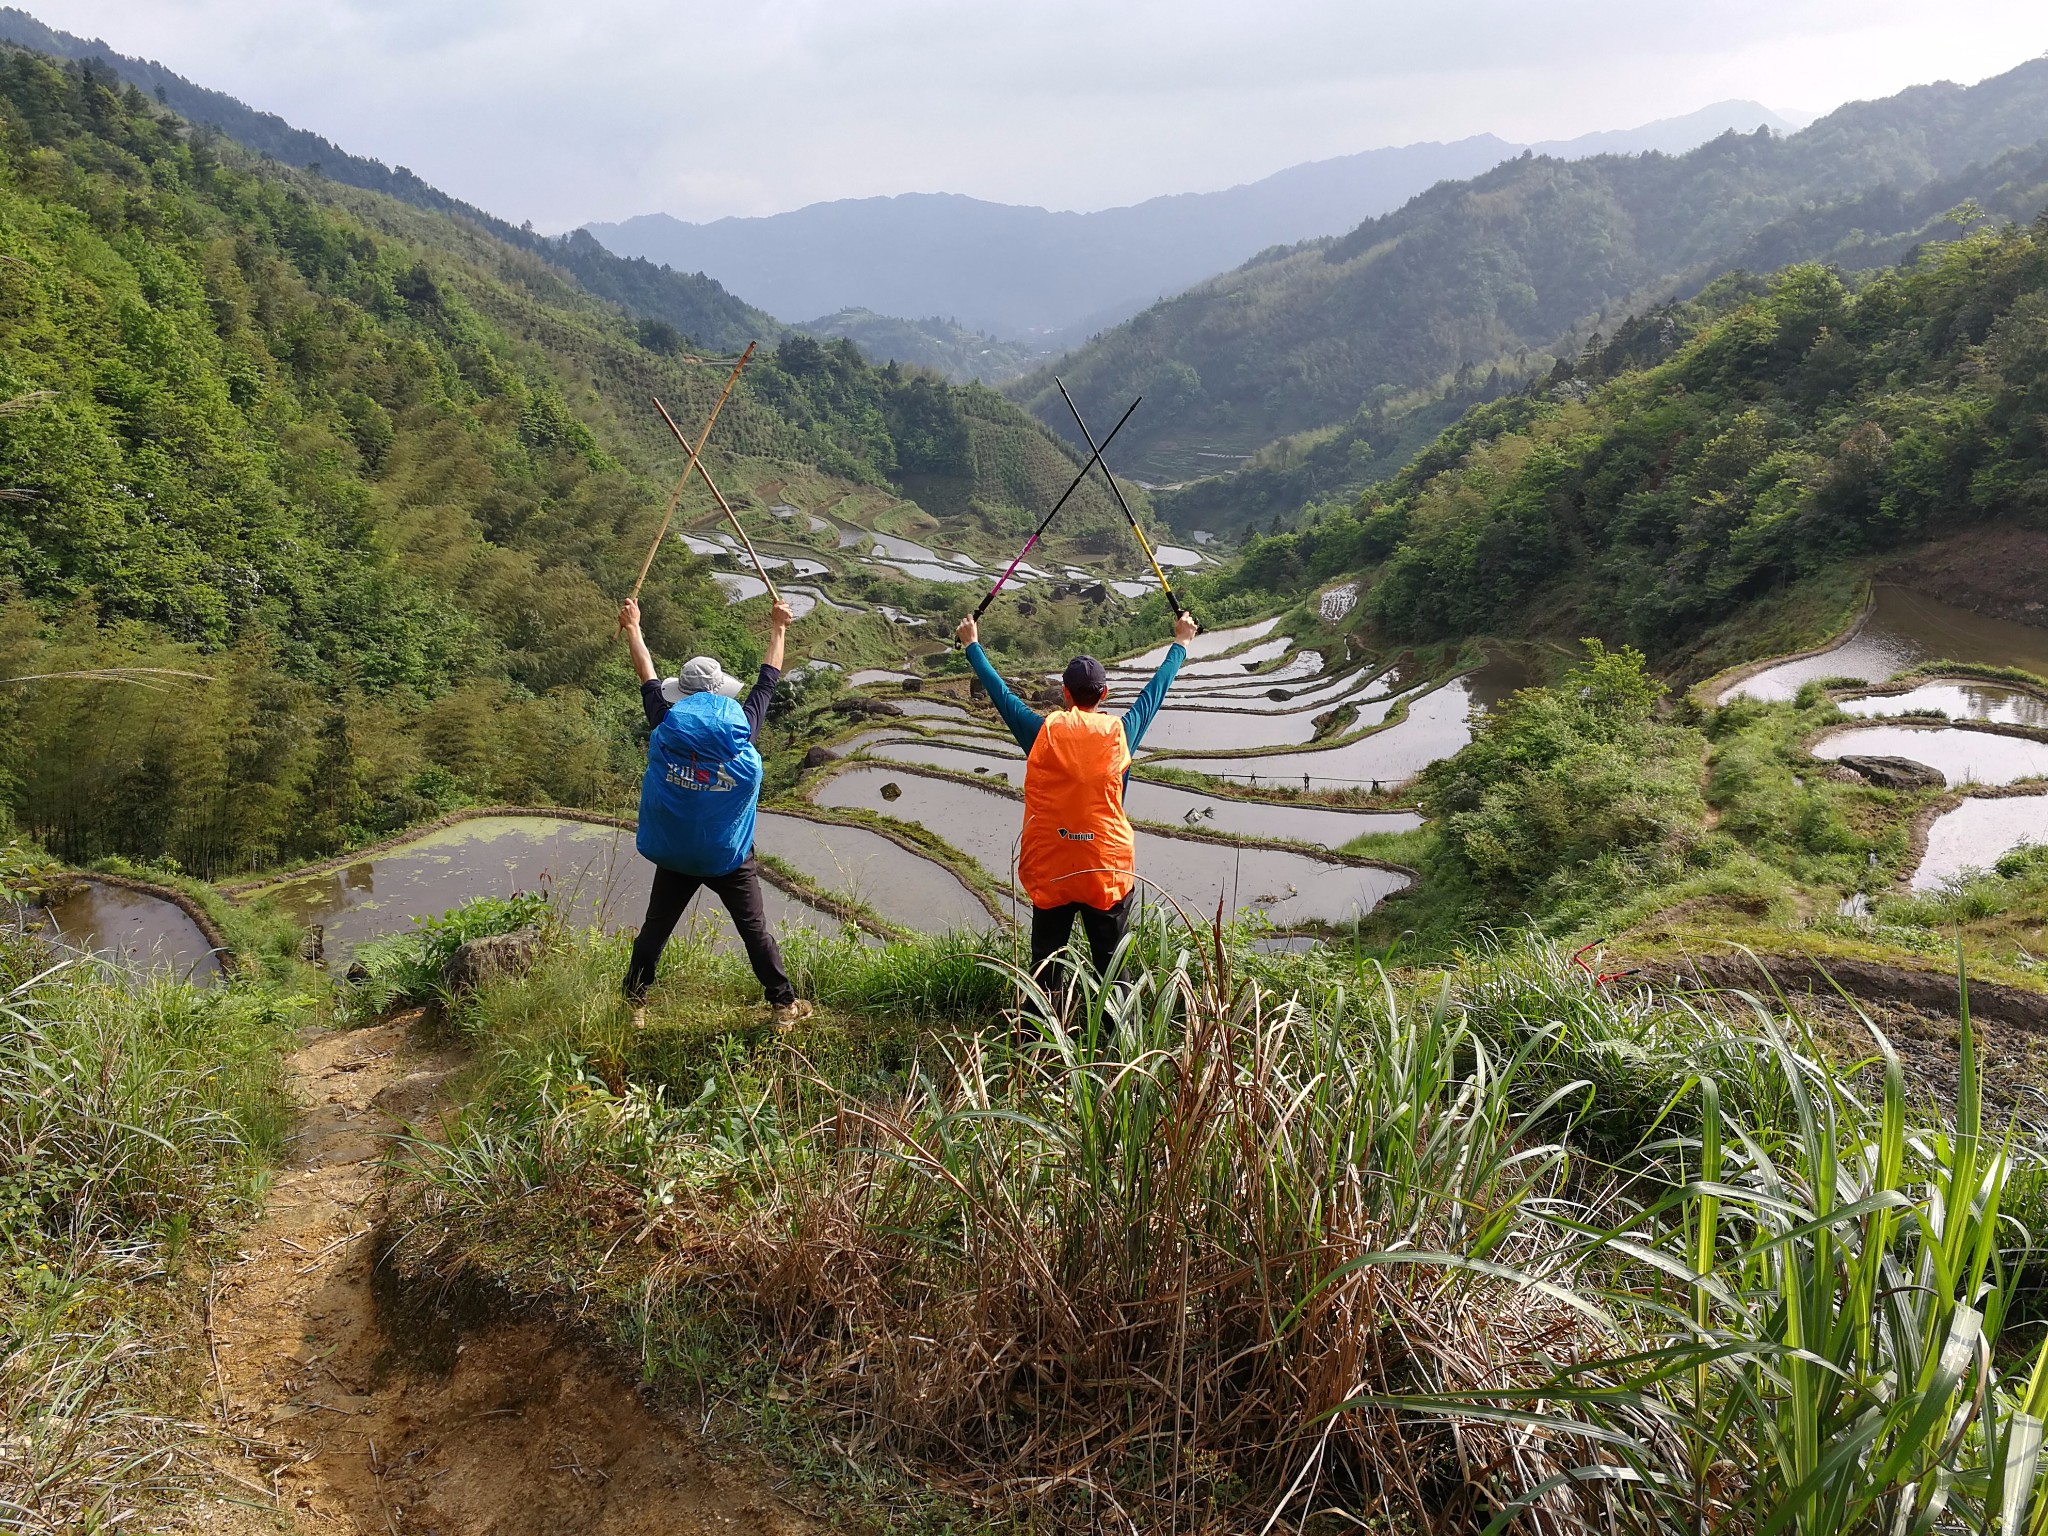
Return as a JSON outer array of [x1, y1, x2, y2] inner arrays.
[[22, 0, 2048, 229]]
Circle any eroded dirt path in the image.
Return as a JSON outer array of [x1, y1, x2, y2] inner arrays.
[[187, 1016, 809, 1535]]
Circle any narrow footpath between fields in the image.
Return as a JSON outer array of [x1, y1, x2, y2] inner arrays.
[[187, 1014, 810, 1536]]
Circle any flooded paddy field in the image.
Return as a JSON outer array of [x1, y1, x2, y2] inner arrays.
[[28, 880, 223, 981], [1117, 616, 1280, 669], [1123, 780, 1421, 847], [1811, 725, 2048, 787], [847, 736, 1419, 848], [754, 814, 992, 931], [811, 766, 1410, 926], [1134, 687, 1414, 753], [1913, 795, 2048, 888], [891, 697, 973, 721], [1838, 680, 2048, 729], [240, 816, 872, 962], [1151, 681, 1481, 790], [1728, 588, 2048, 702]]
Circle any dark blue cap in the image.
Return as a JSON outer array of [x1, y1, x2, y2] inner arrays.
[[1063, 655, 1108, 704]]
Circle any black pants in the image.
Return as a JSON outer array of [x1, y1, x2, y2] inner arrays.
[[1029, 891, 1135, 980], [623, 857, 795, 1006]]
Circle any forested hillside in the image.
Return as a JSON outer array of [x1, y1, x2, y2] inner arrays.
[[0, 48, 1132, 877], [0, 6, 783, 354], [1029, 56, 2048, 502], [1204, 222, 2048, 668]]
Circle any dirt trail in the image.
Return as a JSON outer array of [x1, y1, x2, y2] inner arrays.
[[187, 1016, 810, 1535]]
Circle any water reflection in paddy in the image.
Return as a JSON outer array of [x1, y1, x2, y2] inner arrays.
[[891, 697, 973, 721], [1913, 795, 2048, 888], [1838, 681, 2048, 729], [1150, 662, 1400, 713], [755, 815, 991, 931], [1134, 687, 1412, 753], [856, 737, 1426, 847], [1120, 617, 1279, 667], [1123, 781, 1421, 848], [812, 768, 1409, 925], [34, 880, 222, 981], [1729, 588, 2048, 702], [1152, 682, 1479, 789], [1173, 636, 1296, 675], [866, 740, 1025, 780], [1811, 726, 2048, 786], [246, 816, 867, 962]]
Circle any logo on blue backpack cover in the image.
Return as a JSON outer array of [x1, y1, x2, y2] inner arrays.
[[666, 759, 739, 793]]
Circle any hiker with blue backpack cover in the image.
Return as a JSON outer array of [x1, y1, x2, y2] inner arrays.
[[618, 596, 813, 1028]]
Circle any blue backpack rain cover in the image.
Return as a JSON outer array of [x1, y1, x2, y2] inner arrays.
[[636, 692, 764, 877]]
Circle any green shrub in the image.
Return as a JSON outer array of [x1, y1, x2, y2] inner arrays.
[[1417, 640, 1712, 922], [339, 891, 551, 1020]]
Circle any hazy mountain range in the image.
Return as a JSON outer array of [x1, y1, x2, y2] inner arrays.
[[586, 102, 1805, 344], [1025, 56, 2048, 500]]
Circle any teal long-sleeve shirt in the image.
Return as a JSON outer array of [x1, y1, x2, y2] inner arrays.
[[965, 642, 1186, 762]]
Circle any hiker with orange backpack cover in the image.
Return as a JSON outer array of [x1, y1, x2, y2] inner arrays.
[[954, 609, 1199, 979]]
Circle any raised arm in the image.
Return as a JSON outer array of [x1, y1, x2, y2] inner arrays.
[[1121, 610, 1199, 753], [620, 598, 656, 683], [741, 598, 795, 741], [956, 614, 1043, 754]]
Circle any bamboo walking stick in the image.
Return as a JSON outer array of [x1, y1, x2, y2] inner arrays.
[[624, 341, 755, 616], [1054, 377, 1190, 619], [652, 396, 782, 606]]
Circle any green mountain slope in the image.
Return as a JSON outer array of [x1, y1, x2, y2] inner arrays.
[[1025, 57, 2048, 501], [0, 6, 780, 353], [1158, 138, 2048, 537], [1202, 223, 2048, 673], [794, 308, 1047, 383], [0, 49, 1135, 877]]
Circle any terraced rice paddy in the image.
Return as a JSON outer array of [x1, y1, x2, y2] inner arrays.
[[1811, 725, 2048, 787], [755, 814, 992, 931], [32, 880, 223, 981], [1913, 794, 2048, 887], [1727, 587, 2048, 702], [1150, 681, 1481, 790], [1838, 680, 2048, 728], [811, 766, 1410, 926], [239, 816, 869, 962]]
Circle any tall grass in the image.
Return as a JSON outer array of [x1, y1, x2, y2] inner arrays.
[[1459, 975, 2048, 1536], [397, 921, 2048, 1531], [0, 923, 298, 1530]]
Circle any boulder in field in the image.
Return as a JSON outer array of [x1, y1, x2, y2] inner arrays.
[[1836, 754, 1946, 791], [441, 927, 543, 996]]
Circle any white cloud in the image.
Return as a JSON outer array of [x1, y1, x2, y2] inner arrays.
[[24, 0, 2048, 227]]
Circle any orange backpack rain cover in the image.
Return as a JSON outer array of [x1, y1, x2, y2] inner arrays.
[[1018, 709, 1136, 910]]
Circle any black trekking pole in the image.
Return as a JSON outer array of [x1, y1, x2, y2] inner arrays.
[[971, 394, 1144, 623], [1055, 377, 1191, 621]]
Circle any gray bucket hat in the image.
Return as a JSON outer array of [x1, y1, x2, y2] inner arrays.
[[661, 655, 745, 702]]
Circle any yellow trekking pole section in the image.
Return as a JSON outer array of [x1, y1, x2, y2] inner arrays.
[[1054, 376, 1190, 619]]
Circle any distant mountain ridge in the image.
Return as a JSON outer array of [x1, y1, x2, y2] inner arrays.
[[1025, 56, 2048, 497], [0, 5, 779, 353], [587, 102, 1801, 340]]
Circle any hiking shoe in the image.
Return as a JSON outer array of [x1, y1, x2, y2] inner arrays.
[[772, 999, 814, 1030], [629, 1004, 647, 1031]]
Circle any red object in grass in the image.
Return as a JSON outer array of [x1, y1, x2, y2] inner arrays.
[[1570, 940, 1641, 987]]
